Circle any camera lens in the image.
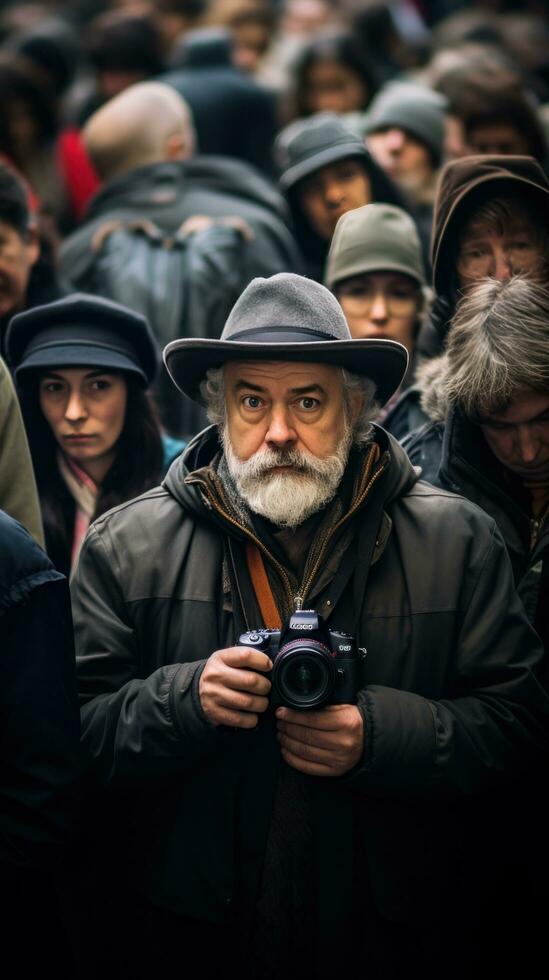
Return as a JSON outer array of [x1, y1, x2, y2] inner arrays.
[[273, 639, 335, 710]]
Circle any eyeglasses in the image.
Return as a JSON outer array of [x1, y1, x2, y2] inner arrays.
[[337, 283, 420, 317]]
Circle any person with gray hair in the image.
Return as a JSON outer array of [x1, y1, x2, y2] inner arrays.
[[405, 274, 549, 654], [70, 272, 547, 979], [405, 271, 549, 980]]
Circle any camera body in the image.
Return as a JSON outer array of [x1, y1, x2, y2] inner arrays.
[[238, 609, 363, 711]]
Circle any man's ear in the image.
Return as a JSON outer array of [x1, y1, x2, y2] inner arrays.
[[165, 129, 194, 161]]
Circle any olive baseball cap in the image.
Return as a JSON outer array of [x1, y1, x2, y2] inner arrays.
[[325, 203, 426, 291]]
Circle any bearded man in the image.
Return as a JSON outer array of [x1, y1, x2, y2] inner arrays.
[[70, 273, 548, 980]]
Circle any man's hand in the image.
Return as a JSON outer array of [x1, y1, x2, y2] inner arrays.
[[276, 704, 364, 777], [199, 647, 272, 729]]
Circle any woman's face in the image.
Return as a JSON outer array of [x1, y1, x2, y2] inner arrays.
[[39, 367, 128, 483], [298, 158, 372, 240], [335, 271, 420, 355], [302, 59, 369, 115]]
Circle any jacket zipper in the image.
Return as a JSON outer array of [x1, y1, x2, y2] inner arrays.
[[187, 449, 389, 613]]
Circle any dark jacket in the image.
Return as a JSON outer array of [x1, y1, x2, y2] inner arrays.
[[417, 155, 549, 359], [0, 510, 80, 868], [60, 158, 300, 287], [403, 406, 549, 666], [71, 425, 548, 975], [161, 32, 277, 176]]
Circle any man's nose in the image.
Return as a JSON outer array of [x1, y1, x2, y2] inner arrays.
[[492, 247, 513, 281], [369, 293, 389, 321], [264, 408, 297, 448], [64, 391, 87, 422]]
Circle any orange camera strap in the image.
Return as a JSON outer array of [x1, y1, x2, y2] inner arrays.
[[245, 542, 282, 630]]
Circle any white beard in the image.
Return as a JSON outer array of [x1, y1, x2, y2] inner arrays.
[[222, 423, 353, 529]]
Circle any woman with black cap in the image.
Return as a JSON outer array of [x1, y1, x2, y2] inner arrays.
[[6, 292, 164, 575]]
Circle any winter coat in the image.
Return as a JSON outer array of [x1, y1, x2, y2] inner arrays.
[[0, 510, 80, 869], [0, 358, 44, 546], [417, 155, 549, 359], [60, 158, 301, 290], [403, 404, 549, 668], [70, 424, 548, 976]]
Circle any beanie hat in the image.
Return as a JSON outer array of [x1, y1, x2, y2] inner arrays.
[[325, 203, 426, 290], [362, 82, 448, 164], [164, 272, 407, 407], [275, 113, 371, 191]]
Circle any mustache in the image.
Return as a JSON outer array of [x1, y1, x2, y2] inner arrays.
[[237, 447, 336, 478]]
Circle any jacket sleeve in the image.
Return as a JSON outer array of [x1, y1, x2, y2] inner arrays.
[[352, 522, 549, 798], [0, 577, 80, 869], [72, 524, 225, 787], [0, 358, 44, 547]]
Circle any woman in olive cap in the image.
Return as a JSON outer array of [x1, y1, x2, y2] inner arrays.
[[325, 202, 429, 440], [6, 293, 164, 574]]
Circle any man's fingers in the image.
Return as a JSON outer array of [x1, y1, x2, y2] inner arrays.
[[217, 689, 270, 715], [219, 647, 272, 673], [277, 730, 339, 763], [276, 721, 343, 751], [276, 704, 352, 730]]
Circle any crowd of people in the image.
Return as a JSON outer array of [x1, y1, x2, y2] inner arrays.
[[1, 1, 548, 978]]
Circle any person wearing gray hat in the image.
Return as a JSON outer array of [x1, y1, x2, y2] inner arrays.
[[275, 113, 409, 281], [69, 271, 547, 980], [6, 293, 164, 575], [325, 203, 430, 439], [362, 82, 447, 264]]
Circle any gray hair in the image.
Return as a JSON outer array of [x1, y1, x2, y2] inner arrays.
[[200, 365, 379, 444], [433, 276, 549, 419]]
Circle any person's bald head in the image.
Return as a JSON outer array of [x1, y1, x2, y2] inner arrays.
[[83, 81, 196, 182]]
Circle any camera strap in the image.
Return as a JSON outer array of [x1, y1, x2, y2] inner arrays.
[[245, 542, 282, 629]]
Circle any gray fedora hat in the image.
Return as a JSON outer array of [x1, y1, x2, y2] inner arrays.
[[164, 273, 408, 407]]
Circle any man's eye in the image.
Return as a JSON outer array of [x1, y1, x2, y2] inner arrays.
[[297, 397, 319, 411], [90, 379, 110, 390], [242, 395, 263, 409], [42, 381, 63, 393], [509, 241, 533, 251]]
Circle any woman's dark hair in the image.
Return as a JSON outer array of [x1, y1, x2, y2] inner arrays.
[[0, 162, 30, 234], [19, 372, 164, 573], [293, 32, 378, 118]]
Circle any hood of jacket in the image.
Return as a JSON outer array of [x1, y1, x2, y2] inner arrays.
[[431, 154, 549, 296], [162, 422, 421, 534], [415, 353, 449, 423]]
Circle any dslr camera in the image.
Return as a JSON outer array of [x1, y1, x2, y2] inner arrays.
[[238, 609, 364, 711]]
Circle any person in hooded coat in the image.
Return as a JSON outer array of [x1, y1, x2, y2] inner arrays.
[[417, 153, 549, 360]]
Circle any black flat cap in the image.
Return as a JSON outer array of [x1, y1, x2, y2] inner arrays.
[[6, 293, 158, 387]]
